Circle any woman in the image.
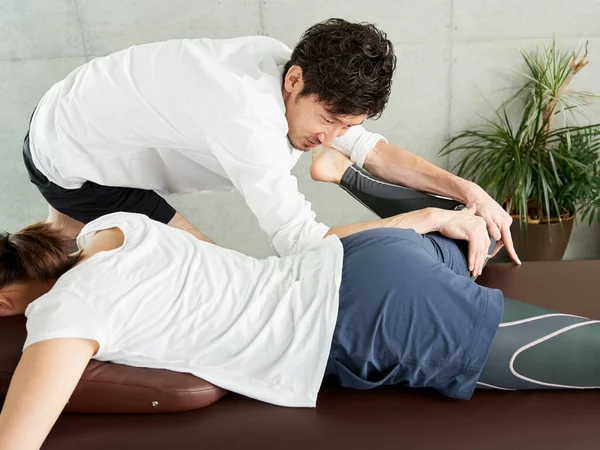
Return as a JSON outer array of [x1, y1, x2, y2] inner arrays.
[[1, 156, 598, 450]]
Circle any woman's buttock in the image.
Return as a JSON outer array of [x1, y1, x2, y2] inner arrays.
[[326, 228, 504, 400]]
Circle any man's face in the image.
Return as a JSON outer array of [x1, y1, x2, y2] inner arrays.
[[285, 95, 366, 151], [282, 66, 366, 151]]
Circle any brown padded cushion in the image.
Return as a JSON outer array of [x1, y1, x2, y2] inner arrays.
[[0, 315, 227, 413]]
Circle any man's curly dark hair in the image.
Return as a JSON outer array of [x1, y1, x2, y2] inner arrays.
[[284, 18, 397, 119]]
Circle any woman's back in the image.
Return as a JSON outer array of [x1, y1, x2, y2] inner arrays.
[[24, 212, 344, 407]]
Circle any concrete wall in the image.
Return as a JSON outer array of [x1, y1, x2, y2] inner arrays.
[[1, 0, 599, 258]]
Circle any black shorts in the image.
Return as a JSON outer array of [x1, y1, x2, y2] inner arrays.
[[23, 132, 176, 225]]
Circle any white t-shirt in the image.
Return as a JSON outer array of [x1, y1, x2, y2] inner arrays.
[[29, 37, 386, 256], [23, 212, 344, 408]]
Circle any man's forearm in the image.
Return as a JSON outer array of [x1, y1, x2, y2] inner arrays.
[[364, 141, 482, 204], [325, 208, 441, 240]]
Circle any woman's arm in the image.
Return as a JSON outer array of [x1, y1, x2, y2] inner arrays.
[[326, 207, 491, 277], [325, 208, 439, 240], [0, 338, 98, 450]]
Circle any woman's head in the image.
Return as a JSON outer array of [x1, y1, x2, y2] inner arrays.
[[0, 223, 81, 316]]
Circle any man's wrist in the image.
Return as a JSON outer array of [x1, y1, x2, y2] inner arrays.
[[456, 178, 484, 205]]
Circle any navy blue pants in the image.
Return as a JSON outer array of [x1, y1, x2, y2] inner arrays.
[[325, 228, 504, 400]]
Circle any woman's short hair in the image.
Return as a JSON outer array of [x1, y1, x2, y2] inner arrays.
[[0, 223, 81, 288]]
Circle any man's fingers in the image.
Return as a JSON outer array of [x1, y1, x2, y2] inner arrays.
[[468, 240, 476, 273], [478, 247, 485, 276], [480, 235, 491, 275], [469, 237, 486, 277], [490, 240, 504, 257], [501, 223, 522, 265], [479, 235, 489, 275], [486, 219, 502, 242]]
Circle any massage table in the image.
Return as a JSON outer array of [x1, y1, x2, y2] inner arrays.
[[1, 260, 599, 450]]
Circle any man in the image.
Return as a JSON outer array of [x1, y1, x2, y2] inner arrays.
[[23, 18, 520, 265]]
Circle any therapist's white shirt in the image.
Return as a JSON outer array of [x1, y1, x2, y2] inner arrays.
[[28, 37, 386, 256]]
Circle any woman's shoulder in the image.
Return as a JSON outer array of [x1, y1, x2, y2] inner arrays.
[[76, 212, 150, 249], [23, 285, 106, 354], [25, 285, 87, 318]]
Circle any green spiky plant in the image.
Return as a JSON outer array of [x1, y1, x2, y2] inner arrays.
[[440, 40, 600, 233]]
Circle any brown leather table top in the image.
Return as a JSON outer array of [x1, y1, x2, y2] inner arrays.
[[4, 260, 600, 449], [42, 383, 599, 450]]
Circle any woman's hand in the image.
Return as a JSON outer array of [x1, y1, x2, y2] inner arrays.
[[436, 206, 491, 277]]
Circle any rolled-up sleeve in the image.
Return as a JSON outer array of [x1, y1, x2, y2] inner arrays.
[[332, 125, 387, 168], [209, 120, 330, 256]]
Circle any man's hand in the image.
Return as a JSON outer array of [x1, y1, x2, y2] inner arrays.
[[437, 207, 492, 277], [358, 139, 522, 266], [465, 188, 521, 265]]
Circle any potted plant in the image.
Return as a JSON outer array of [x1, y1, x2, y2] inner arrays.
[[440, 40, 600, 261]]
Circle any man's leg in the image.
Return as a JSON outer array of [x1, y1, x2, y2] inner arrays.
[[66, 185, 214, 243], [39, 178, 211, 244], [23, 120, 211, 242], [49, 203, 211, 243], [80, 186, 213, 243]]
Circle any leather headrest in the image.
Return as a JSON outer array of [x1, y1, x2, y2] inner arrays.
[[0, 315, 226, 413]]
